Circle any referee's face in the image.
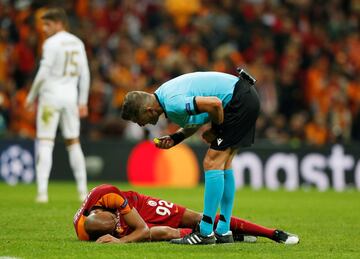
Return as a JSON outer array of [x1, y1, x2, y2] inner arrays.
[[135, 109, 159, 126]]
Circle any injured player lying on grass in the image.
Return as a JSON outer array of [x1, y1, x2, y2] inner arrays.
[[74, 184, 299, 245]]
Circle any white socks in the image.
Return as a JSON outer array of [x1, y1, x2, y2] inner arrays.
[[36, 140, 54, 198], [35, 140, 87, 202], [67, 143, 88, 199]]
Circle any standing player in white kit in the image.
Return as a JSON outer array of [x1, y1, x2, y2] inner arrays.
[[25, 8, 90, 203]]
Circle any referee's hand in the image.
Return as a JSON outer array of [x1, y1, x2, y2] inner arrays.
[[154, 136, 175, 149]]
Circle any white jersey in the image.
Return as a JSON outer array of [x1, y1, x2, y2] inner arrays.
[[27, 30, 90, 139], [27, 31, 90, 106]]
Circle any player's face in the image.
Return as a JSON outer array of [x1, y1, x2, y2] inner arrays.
[[42, 20, 58, 37]]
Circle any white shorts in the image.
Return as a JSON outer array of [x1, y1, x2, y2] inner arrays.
[[36, 101, 80, 139]]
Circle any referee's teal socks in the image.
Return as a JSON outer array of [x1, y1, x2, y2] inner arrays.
[[200, 170, 224, 236], [215, 169, 235, 235]]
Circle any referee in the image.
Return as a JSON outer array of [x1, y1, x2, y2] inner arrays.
[[121, 69, 260, 245]]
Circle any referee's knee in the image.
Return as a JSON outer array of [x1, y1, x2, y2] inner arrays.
[[203, 157, 224, 171]]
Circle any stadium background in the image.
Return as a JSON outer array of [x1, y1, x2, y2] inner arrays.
[[0, 0, 360, 190]]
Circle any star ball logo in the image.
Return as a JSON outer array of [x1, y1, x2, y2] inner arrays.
[[127, 141, 199, 187], [0, 145, 35, 185]]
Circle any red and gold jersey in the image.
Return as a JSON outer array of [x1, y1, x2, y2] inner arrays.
[[73, 184, 186, 240], [116, 191, 186, 238]]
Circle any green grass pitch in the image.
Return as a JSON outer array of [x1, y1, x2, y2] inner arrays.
[[0, 182, 359, 259]]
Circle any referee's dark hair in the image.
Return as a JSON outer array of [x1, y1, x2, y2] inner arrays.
[[121, 91, 152, 121], [41, 7, 69, 29]]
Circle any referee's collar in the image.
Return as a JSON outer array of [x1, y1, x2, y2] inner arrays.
[[154, 93, 168, 118]]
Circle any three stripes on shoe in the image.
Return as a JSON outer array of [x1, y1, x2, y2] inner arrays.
[[184, 233, 204, 244]]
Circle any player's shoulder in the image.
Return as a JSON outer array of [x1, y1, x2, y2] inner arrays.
[[93, 184, 121, 193], [46, 31, 84, 48], [65, 32, 85, 45], [43, 34, 61, 49]]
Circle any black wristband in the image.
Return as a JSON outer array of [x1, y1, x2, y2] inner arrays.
[[169, 132, 186, 145]]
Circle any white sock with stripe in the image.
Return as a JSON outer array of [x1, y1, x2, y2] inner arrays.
[[36, 140, 54, 197], [67, 143, 87, 197]]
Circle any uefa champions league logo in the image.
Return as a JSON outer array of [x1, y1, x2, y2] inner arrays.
[[0, 145, 35, 185]]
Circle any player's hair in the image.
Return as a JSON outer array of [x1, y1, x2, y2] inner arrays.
[[41, 7, 69, 29], [121, 91, 151, 121]]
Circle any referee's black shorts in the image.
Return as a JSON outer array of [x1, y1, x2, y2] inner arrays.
[[210, 79, 260, 151]]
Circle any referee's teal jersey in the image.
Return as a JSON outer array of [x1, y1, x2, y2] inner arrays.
[[154, 72, 238, 128]]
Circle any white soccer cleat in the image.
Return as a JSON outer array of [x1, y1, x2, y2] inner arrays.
[[35, 194, 49, 203], [284, 235, 300, 245], [273, 230, 299, 245]]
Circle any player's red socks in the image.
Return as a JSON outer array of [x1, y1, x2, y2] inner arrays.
[[215, 215, 275, 239]]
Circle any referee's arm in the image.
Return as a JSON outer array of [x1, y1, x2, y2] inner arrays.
[[176, 96, 224, 139], [194, 96, 224, 125]]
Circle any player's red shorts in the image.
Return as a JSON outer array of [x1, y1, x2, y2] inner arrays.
[[122, 191, 187, 229]]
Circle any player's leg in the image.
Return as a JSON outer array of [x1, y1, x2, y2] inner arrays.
[[64, 138, 87, 200], [35, 139, 54, 203], [180, 208, 257, 243], [216, 215, 299, 244], [178, 208, 202, 228], [61, 104, 87, 200], [35, 103, 60, 203], [214, 148, 237, 242], [215, 214, 272, 240]]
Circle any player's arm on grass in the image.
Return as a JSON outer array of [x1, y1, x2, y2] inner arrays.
[[149, 226, 181, 241], [95, 193, 149, 243], [96, 208, 149, 244]]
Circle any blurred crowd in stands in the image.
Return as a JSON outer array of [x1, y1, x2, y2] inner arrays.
[[0, 0, 360, 146]]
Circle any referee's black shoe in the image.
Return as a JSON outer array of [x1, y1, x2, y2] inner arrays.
[[170, 231, 216, 245]]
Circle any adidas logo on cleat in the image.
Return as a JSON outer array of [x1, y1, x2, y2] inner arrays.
[[170, 231, 216, 245]]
